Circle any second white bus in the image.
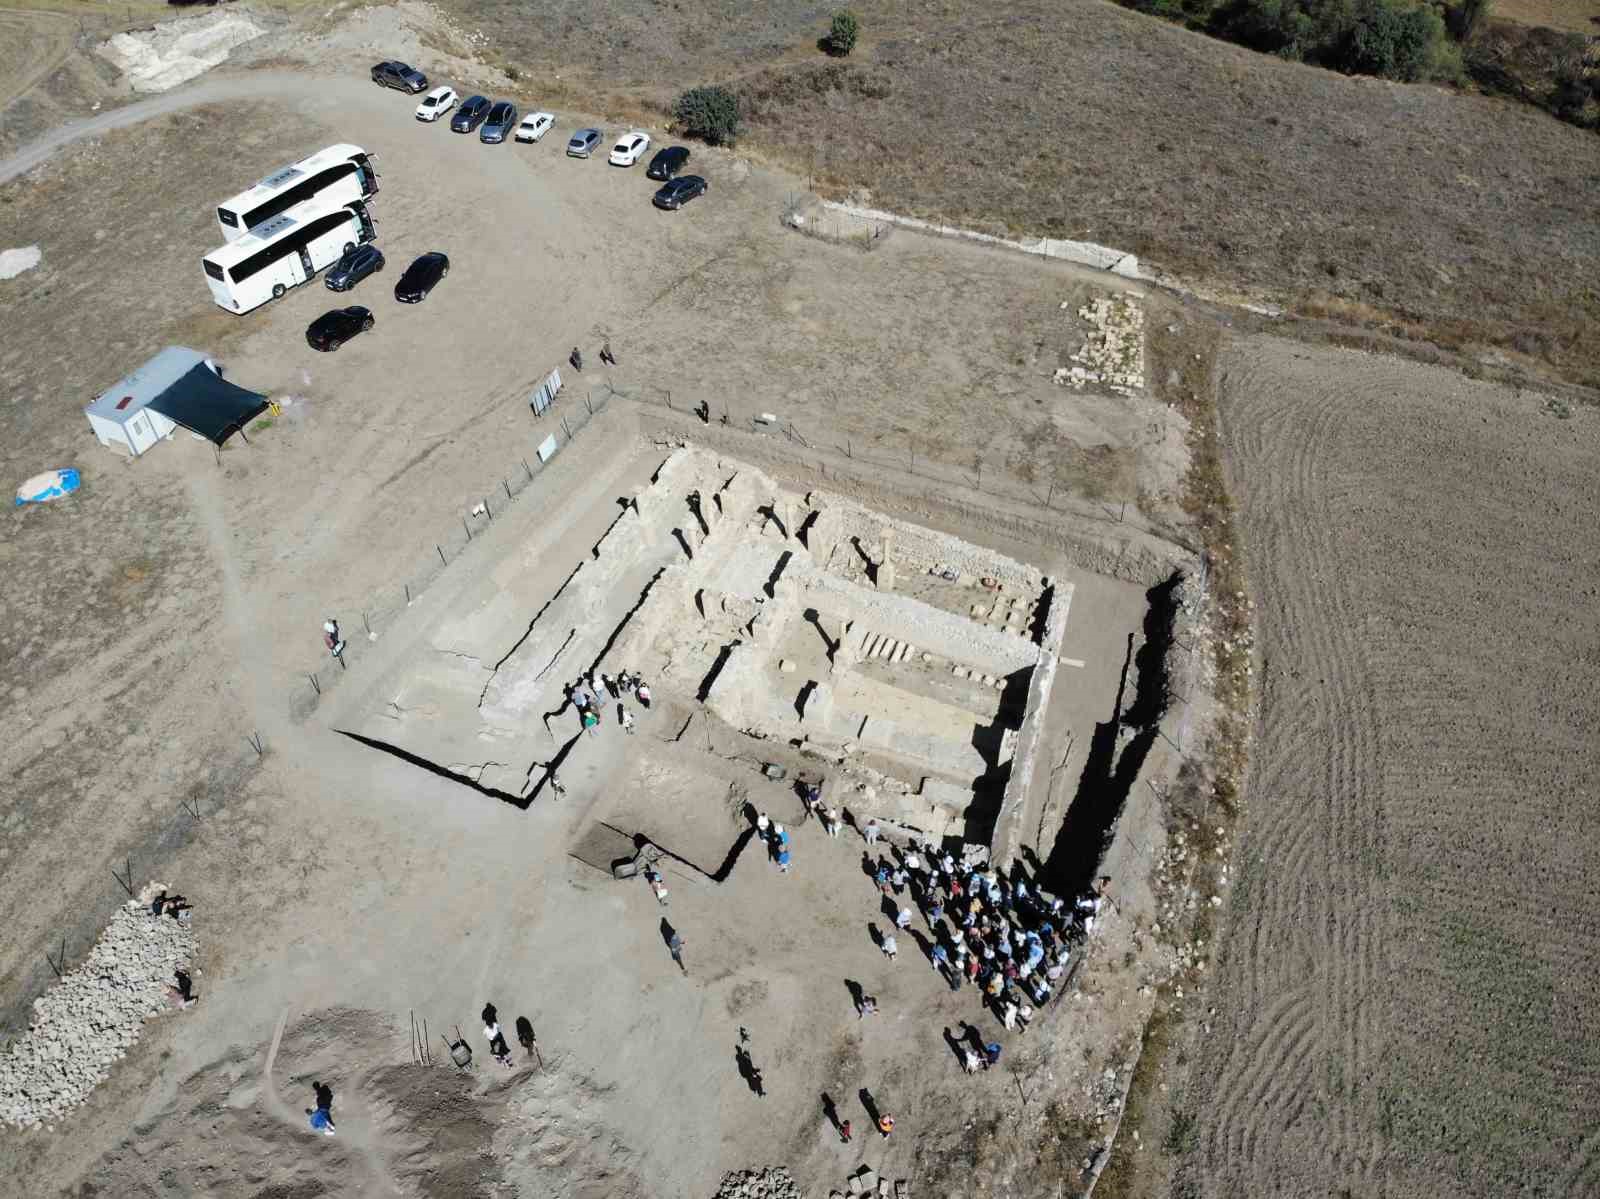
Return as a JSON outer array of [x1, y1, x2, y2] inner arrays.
[[215, 143, 378, 242], [201, 199, 376, 314]]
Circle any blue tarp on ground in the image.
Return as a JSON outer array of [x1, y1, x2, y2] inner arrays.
[[15, 468, 80, 505]]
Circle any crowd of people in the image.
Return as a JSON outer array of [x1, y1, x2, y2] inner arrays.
[[859, 824, 1107, 1038], [778, 789, 1112, 1078], [569, 670, 652, 738]]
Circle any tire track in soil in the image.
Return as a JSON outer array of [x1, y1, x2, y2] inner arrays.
[[1199, 350, 1387, 1193], [1195, 336, 1600, 1198]]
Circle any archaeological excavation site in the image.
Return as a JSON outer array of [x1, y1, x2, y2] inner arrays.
[[345, 445, 1079, 872]]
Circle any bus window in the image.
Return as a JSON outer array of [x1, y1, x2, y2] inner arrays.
[[203, 260, 225, 281], [352, 154, 377, 197], [217, 208, 239, 229]]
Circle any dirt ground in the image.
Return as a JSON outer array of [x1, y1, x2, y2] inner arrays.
[[0, 36, 1196, 1197], [1171, 337, 1600, 1198]]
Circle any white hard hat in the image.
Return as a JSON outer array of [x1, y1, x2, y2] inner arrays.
[[323, 621, 337, 634]]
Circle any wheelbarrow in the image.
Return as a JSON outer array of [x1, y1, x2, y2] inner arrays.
[[441, 1025, 473, 1068]]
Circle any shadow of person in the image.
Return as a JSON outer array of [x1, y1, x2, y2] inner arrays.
[[844, 978, 865, 1013], [858, 1086, 881, 1127], [942, 1026, 967, 1067], [860, 851, 878, 880], [879, 893, 899, 922], [908, 927, 934, 963], [867, 922, 884, 950], [659, 918, 677, 948], [735, 1045, 765, 1097], [821, 1092, 841, 1132], [959, 1020, 985, 1054]]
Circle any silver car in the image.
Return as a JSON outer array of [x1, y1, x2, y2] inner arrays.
[[566, 128, 602, 158]]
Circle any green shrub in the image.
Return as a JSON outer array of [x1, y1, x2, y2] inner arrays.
[[673, 85, 742, 145], [1341, 0, 1446, 80], [827, 10, 861, 56]]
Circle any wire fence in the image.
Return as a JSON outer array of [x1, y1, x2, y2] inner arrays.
[[299, 383, 611, 708]]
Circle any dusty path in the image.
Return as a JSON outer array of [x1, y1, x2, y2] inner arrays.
[[0, 68, 311, 185]]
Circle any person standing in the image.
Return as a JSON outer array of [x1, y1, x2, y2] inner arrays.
[[669, 930, 686, 973], [621, 705, 637, 735], [306, 1081, 336, 1136], [636, 680, 653, 708], [570, 346, 584, 372], [880, 933, 898, 961], [582, 708, 600, 737], [863, 818, 880, 846], [877, 1113, 895, 1139], [839, 1119, 853, 1144], [756, 811, 771, 840], [777, 847, 792, 874], [644, 864, 669, 905], [826, 808, 842, 838], [895, 905, 913, 931], [322, 620, 345, 661]]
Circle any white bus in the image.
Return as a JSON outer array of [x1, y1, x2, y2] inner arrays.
[[201, 199, 376, 314], [215, 143, 378, 242]]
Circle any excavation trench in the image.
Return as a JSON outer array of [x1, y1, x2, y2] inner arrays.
[[1038, 570, 1182, 897]]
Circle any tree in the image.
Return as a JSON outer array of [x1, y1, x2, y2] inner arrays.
[[673, 86, 741, 146], [1342, 0, 1445, 80], [828, 10, 861, 56]]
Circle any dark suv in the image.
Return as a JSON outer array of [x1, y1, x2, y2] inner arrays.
[[325, 244, 385, 292], [646, 146, 690, 181], [371, 61, 427, 93], [451, 95, 492, 134]]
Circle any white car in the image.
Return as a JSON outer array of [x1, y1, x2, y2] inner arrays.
[[608, 131, 651, 167], [415, 86, 458, 122], [515, 111, 555, 143]]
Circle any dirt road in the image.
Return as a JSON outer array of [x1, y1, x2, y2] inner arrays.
[[1182, 337, 1600, 1198], [0, 68, 310, 185]]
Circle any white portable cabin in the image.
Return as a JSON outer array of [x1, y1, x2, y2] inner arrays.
[[85, 347, 215, 456]]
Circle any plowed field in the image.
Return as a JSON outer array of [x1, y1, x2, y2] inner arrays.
[[1184, 338, 1600, 1197]]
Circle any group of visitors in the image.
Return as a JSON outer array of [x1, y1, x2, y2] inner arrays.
[[571, 670, 651, 738], [866, 831, 1103, 1030], [754, 811, 793, 873]]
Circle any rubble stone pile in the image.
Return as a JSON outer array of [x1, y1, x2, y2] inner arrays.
[[713, 1167, 803, 1199], [0, 894, 198, 1129], [1054, 296, 1146, 396]]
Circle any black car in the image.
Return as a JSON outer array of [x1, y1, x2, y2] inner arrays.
[[451, 95, 491, 134], [307, 306, 374, 352], [652, 175, 708, 210], [646, 146, 690, 181], [324, 244, 386, 292], [480, 101, 518, 144], [371, 61, 427, 93], [395, 252, 449, 303]]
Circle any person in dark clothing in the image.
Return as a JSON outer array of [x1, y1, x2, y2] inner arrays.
[[569, 347, 583, 372]]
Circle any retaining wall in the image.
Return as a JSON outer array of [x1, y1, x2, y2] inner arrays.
[[990, 580, 1074, 866]]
